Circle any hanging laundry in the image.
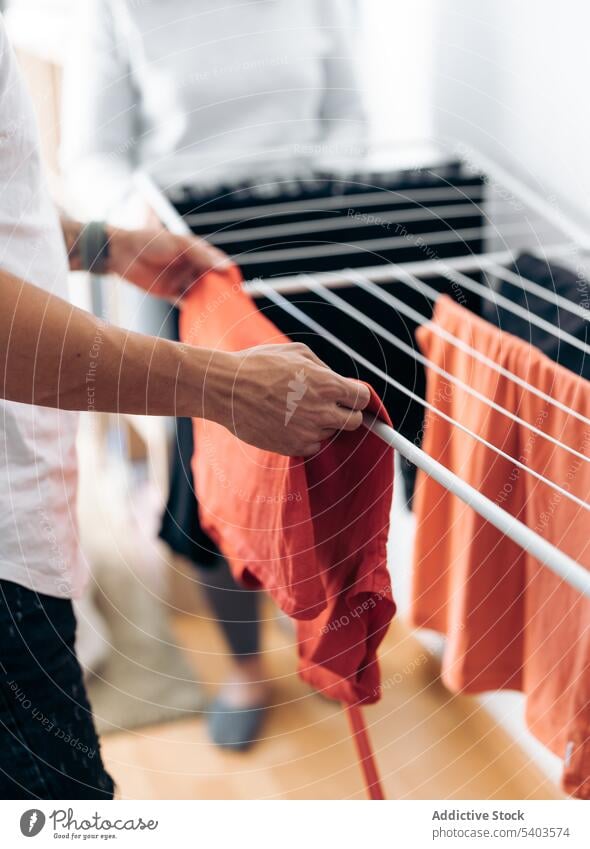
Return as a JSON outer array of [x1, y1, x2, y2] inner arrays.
[[180, 265, 395, 799], [180, 265, 395, 703], [410, 295, 590, 799], [519, 347, 590, 799], [482, 253, 590, 380]]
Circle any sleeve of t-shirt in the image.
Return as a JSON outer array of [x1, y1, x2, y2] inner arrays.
[[60, 0, 140, 220]]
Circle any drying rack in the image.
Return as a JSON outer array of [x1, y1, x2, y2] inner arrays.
[[135, 151, 590, 600]]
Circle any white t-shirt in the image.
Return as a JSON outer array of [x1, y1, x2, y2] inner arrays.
[[0, 17, 85, 599], [61, 0, 367, 217]]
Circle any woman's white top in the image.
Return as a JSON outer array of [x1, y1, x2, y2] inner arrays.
[[61, 0, 367, 218], [0, 17, 84, 599]]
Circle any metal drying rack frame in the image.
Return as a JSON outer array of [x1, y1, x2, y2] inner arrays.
[[135, 151, 590, 599]]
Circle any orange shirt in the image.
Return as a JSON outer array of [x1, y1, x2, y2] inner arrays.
[[411, 295, 590, 798], [180, 266, 395, 705]]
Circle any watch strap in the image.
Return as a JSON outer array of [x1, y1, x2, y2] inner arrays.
[[80, 221, 110, 274]]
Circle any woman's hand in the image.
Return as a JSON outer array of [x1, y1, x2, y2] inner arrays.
[[107, 226, 230, 301]]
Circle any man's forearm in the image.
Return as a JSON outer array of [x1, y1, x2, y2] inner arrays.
[[1, 265, 371, 457], [0, 267, 230, 420]]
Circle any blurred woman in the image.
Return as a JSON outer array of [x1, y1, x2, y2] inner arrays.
[[62, 0, 367, 750]]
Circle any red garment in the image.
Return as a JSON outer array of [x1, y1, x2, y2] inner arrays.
[[411, 295, 590, 798], [180, 265, 395, 707]]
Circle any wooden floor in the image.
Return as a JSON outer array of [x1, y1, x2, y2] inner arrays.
[[101, 604, 561, 800]]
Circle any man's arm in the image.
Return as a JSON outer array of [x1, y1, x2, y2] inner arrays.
[[0, 269, 369, 456]]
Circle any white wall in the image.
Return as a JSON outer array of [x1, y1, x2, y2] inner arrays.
[[360, 0, 434, 148], [432, 0, 590, 230]]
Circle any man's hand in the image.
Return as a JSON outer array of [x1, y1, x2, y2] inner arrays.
[[107, 226, 230, 301], [205, 343, 371, 457]]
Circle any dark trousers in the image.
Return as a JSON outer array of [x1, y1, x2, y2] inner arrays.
[[0, 580, 114, 799]]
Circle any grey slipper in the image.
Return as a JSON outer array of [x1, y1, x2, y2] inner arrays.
[[207, 697, 268, 751]]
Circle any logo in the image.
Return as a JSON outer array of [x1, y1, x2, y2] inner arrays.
[[20, 810, 46, 837], [285, 369, 308, 425]]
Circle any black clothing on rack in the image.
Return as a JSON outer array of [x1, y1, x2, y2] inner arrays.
[[482, 253, 590, 381]]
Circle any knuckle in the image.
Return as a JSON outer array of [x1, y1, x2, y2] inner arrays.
[[322, 379, 341, 400], [319, 409, 336, 428]]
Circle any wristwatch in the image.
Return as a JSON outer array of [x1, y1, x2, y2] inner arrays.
[[79, 221, 110, 274]]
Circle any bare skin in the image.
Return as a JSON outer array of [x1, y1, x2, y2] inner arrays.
[[1, 227, 370, 456]]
